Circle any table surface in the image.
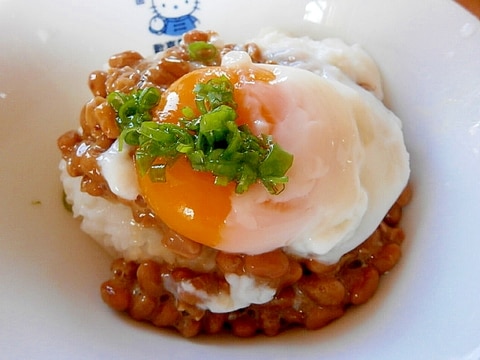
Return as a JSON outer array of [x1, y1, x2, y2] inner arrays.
[[457, 0, 480, 17]]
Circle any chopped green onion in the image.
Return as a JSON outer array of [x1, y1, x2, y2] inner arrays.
[[107, 87, 161, 150], [194, 75, 236, 112], [61, 191, 72, 213], [187, 41, 218, 62], [148, 163, 167, 182], [107, 77, 294, 195]]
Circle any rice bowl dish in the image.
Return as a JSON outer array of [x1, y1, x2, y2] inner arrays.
[[58, 29, 410, 337], [3, 0, 480, 358]]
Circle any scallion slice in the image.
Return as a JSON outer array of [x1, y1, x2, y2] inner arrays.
[[107, 76, 293, 195]]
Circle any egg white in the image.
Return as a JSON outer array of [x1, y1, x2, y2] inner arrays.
[[216, 51, 409, 264]]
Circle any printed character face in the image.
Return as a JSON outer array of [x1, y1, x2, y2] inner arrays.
[[153, 0, 198, 18]]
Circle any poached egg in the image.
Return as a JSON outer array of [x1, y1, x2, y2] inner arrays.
[[98, 44, 409, 265]]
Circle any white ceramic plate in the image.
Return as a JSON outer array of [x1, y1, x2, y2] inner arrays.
[[1, 0, 480, 358]]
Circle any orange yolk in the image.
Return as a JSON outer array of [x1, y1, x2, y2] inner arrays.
[[138, 156, 235, 247], [137, 65, 276, 247]]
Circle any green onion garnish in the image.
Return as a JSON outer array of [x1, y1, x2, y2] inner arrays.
[[107, 76, 293, 195], [62, 191, 72, 213], [187, 41, 218, 63], [107, 87, 161, 150]]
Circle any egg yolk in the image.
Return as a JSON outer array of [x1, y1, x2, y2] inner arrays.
[[137, 64, 276, 247]]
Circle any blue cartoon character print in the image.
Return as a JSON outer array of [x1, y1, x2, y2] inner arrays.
[[149, 0, 199, 36]]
